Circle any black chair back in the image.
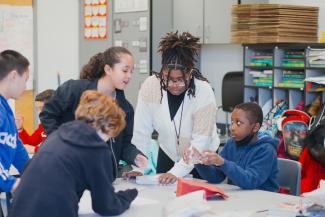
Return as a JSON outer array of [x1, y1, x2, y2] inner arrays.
[[222, 71, 244, 112]]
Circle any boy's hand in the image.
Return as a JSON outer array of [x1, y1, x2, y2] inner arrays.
[[15, 112, 24, 131], [158, 173, 177, 184], [201, 151, 225, 166], [134, 154, 148, 170]]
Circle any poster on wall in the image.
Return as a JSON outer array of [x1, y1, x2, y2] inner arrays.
[[0, 5, 33, 90], [114, 0, 148, 13], [84, 0, 108, 40]]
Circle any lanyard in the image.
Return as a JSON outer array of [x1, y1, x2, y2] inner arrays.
[[172, 100, 185, 160]]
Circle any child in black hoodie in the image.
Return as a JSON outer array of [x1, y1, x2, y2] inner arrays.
[[8, 90, 138, 217]]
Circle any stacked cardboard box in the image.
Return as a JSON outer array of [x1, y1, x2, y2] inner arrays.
[[231, 4, 319, 44]]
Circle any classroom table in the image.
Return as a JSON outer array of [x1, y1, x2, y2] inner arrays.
[[78, 178, 303, 217]]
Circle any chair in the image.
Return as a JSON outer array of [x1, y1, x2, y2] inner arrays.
[[220, 71, 244, 138], [222, 71, 244, 112], [277, 158, 301, 196]]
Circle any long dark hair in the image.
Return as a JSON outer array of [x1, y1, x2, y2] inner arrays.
[[80, 46, 132, 80], [154, 31, 208, 100]]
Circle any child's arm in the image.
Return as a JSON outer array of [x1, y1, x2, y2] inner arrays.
[[85, 151, 138, 216], [218, 145, 277, 189], [0, 160, 17, 192], [18, 124, 44, 147], [121, 105, 146, 165], [191, 147, 227, 183]]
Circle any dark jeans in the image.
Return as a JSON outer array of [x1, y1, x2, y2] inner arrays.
[[156, 147, 202, 179]]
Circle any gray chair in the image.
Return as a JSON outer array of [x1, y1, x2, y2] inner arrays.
[[277, 158, 301, 196]]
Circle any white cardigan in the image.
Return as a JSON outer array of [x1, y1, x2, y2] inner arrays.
[[132, 75, 220, 177]]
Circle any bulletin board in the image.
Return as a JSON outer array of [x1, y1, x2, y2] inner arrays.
[[0, 0, 34, 133]]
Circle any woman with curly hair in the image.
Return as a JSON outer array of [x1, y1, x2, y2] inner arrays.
[[39, 47, 147, 175], [132, 32, 220, 184]]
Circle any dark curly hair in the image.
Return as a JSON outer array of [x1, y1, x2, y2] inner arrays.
[[80, 46, 132, 80], [154, 31, 208, 100]]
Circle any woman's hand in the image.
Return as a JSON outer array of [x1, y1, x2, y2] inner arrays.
[[134, 154, 148, 170], [158, 173, 177, 184], [182, 148, 191, 164]]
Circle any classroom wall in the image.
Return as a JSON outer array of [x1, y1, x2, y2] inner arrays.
[[151, 0, 173, 73], [200, 44, 243, 124], [36, 0, 79, 92]]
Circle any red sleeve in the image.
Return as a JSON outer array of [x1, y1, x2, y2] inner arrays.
[[18, 124, 46, 147]]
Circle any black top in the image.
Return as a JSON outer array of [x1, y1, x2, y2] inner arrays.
[[8, 120, 138, 217], [39, 79, 142, 165], [167, 91, 186, 120]]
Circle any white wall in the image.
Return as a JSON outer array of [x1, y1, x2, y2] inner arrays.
[[200, 44, 243, 123], [36, 0, 79, 92]]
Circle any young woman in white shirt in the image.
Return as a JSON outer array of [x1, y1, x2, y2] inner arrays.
[[132, 32, 220, 184]]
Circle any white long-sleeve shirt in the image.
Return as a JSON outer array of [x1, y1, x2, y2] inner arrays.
[[132, 75, 220, 177]]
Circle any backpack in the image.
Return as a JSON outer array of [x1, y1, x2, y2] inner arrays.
[[280, 110, 310, 160], [260, 100, 288, 137], [306, 103, 325, 167]]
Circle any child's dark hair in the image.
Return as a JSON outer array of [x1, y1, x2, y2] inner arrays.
[[154, 31, 209, 100], [80, 46, 132, 80], [0, 50, 29, 81], [35, 89, 55, 102], [235, 102, 263, 126]]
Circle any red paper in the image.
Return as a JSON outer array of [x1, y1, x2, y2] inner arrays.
[[176, 178, 228, 199]]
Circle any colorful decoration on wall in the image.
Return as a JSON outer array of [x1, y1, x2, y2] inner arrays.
[[84, 0, 107, 40]]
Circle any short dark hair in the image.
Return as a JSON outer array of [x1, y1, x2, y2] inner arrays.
[[234, 102, 263, 126], [0, 50, 29, 81], [35, 89, 55, 102]]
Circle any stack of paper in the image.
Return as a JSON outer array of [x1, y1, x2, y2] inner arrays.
[[308, 49, 325, 67], [231, 4, 319, 43]]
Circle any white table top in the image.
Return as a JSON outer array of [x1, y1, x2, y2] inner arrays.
[[78, 178, 302, 217]]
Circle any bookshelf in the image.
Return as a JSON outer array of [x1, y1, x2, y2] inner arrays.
[[243, 43, 325, 110]]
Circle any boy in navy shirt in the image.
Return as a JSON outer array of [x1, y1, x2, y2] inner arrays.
[[186, 102, 279, 192]]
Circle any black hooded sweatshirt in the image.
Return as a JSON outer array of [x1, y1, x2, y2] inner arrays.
[[39, 79, 142, 165], [8, 120, 138, 217]]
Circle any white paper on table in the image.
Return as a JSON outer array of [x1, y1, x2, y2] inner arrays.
[[214, 211, 255, 217], [164, 190, 210, 217], [303, 179, 325, 206], [135, 175, 160, 185], [131, 196, 159, 207]]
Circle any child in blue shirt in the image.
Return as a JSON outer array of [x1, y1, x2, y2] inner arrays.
[[0, 50, 30, 193], [186, 102, 279, 192]]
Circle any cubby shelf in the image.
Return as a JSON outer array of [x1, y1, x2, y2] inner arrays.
[[243, 43, 325, 110]]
